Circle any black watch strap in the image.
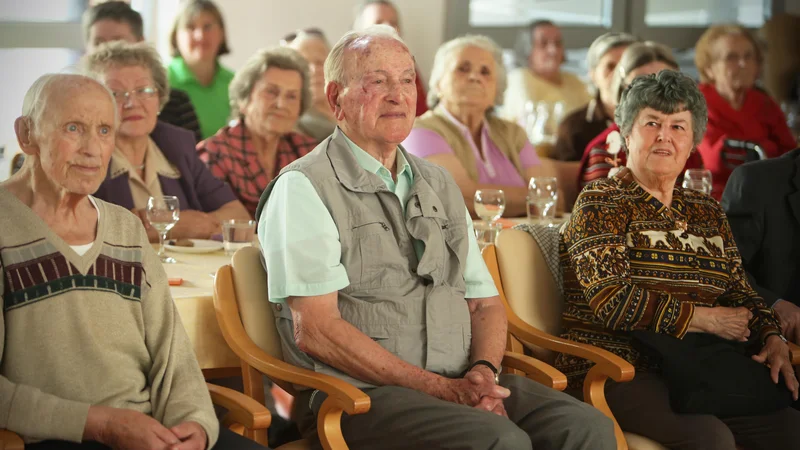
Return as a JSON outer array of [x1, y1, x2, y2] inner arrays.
[[461, 360, 500, 383]]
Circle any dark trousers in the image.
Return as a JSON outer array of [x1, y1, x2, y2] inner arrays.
[[27, 428, 270, 450], [605, 372, 800, 450], [294, 374, 616, 450]]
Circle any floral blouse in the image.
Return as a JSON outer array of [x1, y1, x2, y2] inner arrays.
[[556, 168, 780, 388]]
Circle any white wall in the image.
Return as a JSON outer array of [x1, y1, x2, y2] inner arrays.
[[213, 0, 446, 83]]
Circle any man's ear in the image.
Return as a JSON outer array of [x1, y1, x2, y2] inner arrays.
[[325, 81, 345, 121], [14, 116, 40, 156]]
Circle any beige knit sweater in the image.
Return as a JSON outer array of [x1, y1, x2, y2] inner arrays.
[[0, 188, 219, 446]]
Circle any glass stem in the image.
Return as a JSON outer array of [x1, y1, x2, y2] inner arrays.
[[158, 231, 167, 258]]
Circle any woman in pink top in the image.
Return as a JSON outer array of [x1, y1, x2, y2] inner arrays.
[[404, 35, 556, 217]]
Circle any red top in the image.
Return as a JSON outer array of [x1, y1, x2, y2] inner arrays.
[[197, 120, 317, 217], [697, 83, 796, 199], [578, 123, 704, 191]]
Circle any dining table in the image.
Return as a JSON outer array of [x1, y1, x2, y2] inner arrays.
[[162, 244, 242, 378]]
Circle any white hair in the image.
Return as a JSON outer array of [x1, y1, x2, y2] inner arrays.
[[427, 34, 507, 111], [324, 24, 409, 86], [22, 73, 117, 137]]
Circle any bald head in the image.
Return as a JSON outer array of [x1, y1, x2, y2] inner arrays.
[[21, 74, 117, 138], [15, 74, 118, 195]]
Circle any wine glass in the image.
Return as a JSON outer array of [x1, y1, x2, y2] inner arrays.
[[147, 195, 180, 264], [474, 189, 505, 224], [528, 177, 559, 226], [682, 169, 713, 196]]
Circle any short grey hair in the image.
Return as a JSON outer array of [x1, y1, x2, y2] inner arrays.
[[615, 70, 708, 147], [324, 24, 409, 87], [610, 41, 678, 106], [586, 32, 639, 71], [229, 46, 312, 119], [21, 73, 117, 138], [81, 40, 170, 110], [427, 35, 507, 111]]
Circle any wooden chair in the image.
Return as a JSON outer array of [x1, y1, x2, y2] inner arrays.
[[0, 382, 270, 450], [216, 246, 585, 449], [482, 227, 656, 450]]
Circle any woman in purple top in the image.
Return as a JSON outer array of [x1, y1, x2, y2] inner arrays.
[[404, 35, 558, 217]]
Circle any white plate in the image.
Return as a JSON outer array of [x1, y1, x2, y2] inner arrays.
[[164, 239, 224, 254]]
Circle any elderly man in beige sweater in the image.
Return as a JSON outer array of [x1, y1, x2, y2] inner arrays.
[[0, 74, 221, 450]]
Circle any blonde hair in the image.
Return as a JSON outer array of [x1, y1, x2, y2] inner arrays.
[[81, 41, 170, 110], [169, 0, 230, 58], [694, 24, 763, 84], [610, 41, 678, 105]]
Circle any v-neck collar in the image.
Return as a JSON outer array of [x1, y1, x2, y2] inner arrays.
[[1, 189, 107, 274], [614, 167, 687, 222]]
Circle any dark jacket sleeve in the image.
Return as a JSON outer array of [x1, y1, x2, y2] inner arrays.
[[721, 165, 780, 306], [183, 148, 237, 213]]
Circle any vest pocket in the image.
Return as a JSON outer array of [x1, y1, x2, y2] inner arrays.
[[347, 221, 403, 289]]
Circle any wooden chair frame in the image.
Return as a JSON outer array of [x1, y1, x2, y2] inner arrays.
[[0, 383, 270, 450]]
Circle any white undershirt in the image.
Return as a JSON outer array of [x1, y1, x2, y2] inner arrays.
[[69, 196, 100, 256]]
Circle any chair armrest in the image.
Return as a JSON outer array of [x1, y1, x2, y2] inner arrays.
[[502, 351, 567, 391], [207, 382, 271, 431], [790, 342, 800, 365], [0, 429, 24, 450], [508, 315, 635, 383], [213, 265, 370, 418]]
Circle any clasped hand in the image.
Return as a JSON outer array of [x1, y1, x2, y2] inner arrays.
[[445, 367, 510, 417]]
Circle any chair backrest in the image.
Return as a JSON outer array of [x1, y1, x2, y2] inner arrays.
[[721, 140, 765, 170], [495, 228, 563, 363], [230, 246, 284, 361]]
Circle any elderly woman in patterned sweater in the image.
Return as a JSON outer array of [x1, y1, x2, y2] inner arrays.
[[198, 47, 318, 218], [559, 70, 800, 449], [0, 74, 219, 448]]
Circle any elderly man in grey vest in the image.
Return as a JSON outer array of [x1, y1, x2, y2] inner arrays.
[[255, 25, 615, 450]]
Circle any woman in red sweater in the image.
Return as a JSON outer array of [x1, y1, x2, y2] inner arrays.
[[695, 24, 796, 199]]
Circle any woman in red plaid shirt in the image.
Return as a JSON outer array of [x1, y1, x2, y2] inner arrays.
[[198, 47, 318, 217]]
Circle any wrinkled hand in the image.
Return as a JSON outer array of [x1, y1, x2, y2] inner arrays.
[[469, 366, 508, 417], [441, 369, 510, 412], [170, 210, 221, 240], [773, 300, 800, 344], [693, 306, 752, 341], [131, 209, 160, 243], [752, 335, 799, 401], [168, 422, 207, 450], [85, 406, 180, 450]]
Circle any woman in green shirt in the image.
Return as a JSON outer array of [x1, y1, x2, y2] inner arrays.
[[168, 0, 234, 139]]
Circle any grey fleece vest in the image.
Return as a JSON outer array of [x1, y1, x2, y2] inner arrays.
[[255, 128, 472, 389]]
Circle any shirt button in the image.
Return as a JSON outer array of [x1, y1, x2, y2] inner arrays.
[[415, 201, 421, 208], [411, 267, 417, 274], [432, 206, 438, 212], [689, 292, 698, 299], [275, 303, 283, 311]]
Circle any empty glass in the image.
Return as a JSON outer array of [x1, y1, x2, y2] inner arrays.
[[474, 189, 506, 224], [147, 195, 180, 264], [222, 220, 256, 256], [528, 177, 559, 226], [473, 221, 503, 251], [682, 169, 713, 196]]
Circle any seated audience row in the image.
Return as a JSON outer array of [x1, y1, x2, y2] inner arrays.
[[83, 42, 250, 241]]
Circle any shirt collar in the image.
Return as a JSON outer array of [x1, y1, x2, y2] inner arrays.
[[109, 137, 181, 180], [438, 105, 489, 139], [340, 129, 413, 183], [168, 57, 226, 86]]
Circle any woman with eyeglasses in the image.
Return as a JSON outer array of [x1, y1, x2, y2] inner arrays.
[[82, 41, 250, 242], [283, 29, 336, 140], [695, 24, 796, 199]]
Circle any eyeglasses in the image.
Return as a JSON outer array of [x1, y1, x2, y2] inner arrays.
[[111, 86, 158, 103], [280, 27, 326, 45]]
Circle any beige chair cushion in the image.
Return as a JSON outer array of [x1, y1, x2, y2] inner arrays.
[[495, 228, 563, 363], [624, 432, 669, 450], [231, 246, 283, 360]]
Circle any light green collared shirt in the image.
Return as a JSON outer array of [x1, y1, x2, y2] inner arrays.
[[258, 131, 498, 303], [167, 57, 235, 140]]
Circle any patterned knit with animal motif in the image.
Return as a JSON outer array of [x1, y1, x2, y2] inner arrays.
[[556, 168, 781, 389], [0, 188, 218, 445]]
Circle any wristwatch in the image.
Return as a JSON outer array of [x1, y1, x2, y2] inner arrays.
[[462, 360, 500, 384]]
